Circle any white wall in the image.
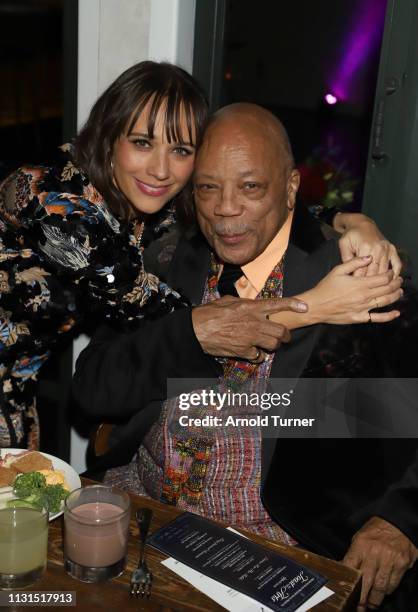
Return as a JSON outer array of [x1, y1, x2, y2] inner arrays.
[[77, 0, 151, 130], [72, 0, 195, 473], [149, 0, 195, 70]]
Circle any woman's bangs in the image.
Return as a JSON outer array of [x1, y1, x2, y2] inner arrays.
[[126, 91, 155, 136], [160, 88, 196, 145], [126, 86, 200, 145]]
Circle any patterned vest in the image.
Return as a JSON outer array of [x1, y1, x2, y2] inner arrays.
[[106, 253, 296, 544]]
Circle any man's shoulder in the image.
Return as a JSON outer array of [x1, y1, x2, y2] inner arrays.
[[288, 236, 341, 276], [142, 222, 210, 284], [308, 236, 341, 268], [142, 221, 182, 278], [291, 203, 339, 253]]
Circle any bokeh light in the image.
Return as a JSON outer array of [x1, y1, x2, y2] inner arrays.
[[324, 93, 338, 105]]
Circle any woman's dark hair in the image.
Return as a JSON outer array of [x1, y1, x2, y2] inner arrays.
[[75, 61, 208, 219]]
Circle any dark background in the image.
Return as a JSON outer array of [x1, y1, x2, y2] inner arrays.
[[219, 0, 387, 210], [0, 0, 69, 179], [1, 0, 387, 201]]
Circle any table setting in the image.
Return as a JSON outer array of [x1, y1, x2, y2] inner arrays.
[[0, 449, 361, 611]]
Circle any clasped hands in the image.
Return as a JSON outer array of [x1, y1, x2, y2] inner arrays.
[[335, 213, 402, 278], [305, 214, 403, 325], [192, 227, 403, 360], [300, 255, 403, 326]]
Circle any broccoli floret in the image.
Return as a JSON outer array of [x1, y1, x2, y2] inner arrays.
[[16, 491, 47, 511], [14, 472, 47, 499], [12, 472, 69, 514], [43, 484, 69, 514]]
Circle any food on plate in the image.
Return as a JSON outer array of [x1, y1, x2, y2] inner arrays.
[[0, 450, 70, 514], [13, 471, 47, 497], [38, 469, 69, 489], [10, 471, 69, 514], [0, 465, 17, 487], [1, 450, 53, 473]]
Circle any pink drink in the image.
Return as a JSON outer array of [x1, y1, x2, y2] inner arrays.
[[65, 502, 129, 567]]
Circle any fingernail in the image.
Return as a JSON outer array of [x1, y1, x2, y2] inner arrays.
[[296, 301, 308, 312], [362, 255, 372, 260]]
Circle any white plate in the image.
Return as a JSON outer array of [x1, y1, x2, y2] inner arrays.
[[0, 448, 81, 521]]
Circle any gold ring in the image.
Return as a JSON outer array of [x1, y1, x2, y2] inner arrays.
[[251, 348, 261, 363]]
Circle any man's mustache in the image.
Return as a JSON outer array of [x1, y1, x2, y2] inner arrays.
[[213, 222, 249, 235]]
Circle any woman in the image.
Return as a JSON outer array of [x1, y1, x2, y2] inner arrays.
[[0, 61, 208, 449], [0, 61, 401, 450]]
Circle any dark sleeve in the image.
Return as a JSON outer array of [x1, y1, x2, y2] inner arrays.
[[314, 205, 340, 227], [355, 286, 418, 545], [72, 307, 222, 421], [373, 446, 418, 547]]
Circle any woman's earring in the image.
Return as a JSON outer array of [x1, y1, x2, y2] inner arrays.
[[110, 158, 118, 188]]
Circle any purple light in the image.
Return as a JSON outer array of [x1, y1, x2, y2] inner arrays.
[[324, 93, 338, 105], [329, 0, 387, 102]]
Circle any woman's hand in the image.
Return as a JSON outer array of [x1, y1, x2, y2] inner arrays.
[[333, 213, 402, 278], [302, 256, 403, 325]]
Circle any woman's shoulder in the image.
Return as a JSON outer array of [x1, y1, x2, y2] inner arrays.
[[0, 145, 121, 234], [0, 164, 47, 221]]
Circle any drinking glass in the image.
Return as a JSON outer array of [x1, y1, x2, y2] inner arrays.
[[64, 485, 131, 583], [0, 501, 48, 589]]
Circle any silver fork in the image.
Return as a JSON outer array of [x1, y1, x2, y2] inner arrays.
[[130, 507, 153, 598]]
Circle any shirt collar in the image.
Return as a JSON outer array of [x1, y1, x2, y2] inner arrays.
[[240, 210, 293, 293]]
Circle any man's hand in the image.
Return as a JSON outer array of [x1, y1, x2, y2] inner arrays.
[[191, 295, 307, 360], [333, 213, 402, 278], [343, 517, 418, 611]]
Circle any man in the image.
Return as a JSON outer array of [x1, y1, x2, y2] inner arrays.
[[189, 105, 418, 611], [74, 104, 417, 611]]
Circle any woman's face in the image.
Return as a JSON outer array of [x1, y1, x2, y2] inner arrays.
[[112, 101, 196, 216]]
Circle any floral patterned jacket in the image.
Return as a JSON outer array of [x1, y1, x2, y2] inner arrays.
[[0, 145, 181, 449]]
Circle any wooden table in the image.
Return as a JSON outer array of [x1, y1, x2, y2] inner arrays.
[[11, 478, 361, 611]]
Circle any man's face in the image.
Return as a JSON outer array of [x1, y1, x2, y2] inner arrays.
[[194, 122, 299, 265]]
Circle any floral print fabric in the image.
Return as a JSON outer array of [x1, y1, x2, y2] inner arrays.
[[0, 145, 182, 449]]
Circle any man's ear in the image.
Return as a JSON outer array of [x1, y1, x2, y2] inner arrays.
[[286, 169, 300, 211]]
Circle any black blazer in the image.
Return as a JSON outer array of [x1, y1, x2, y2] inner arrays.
[[74, 211, 418, 563], [169, 222, 418, 560], [259, 243, 418, 560]]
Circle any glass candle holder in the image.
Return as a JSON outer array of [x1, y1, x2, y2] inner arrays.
[[64, 485, 131, 583], [0, 501, 48, 589]]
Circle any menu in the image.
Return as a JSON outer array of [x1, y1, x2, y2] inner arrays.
[[148, 513, 327, 612]]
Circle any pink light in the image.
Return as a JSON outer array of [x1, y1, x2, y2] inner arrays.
[[329, 0, 387, 102], [324, 93, 338, 105]]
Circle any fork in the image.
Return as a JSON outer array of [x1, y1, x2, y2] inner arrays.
[[130, 507, 153, 598]]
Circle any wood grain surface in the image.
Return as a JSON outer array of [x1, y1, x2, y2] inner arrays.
[[7, 477, 361, 611]]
